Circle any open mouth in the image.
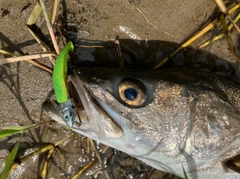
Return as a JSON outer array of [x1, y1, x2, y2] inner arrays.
[[69, 70, 125, 140], [43, 68, 135, 141]]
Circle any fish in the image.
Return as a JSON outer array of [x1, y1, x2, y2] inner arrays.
[[42, 67, 240, 179]]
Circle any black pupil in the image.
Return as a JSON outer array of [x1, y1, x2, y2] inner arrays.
[[124, 88, 137, 100], [64, 111, 73, 120], [64, 115, 70, 119]]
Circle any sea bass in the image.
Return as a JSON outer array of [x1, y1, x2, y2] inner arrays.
[[43, 67, 240, 179]]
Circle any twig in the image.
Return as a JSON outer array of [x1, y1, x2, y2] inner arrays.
[[227, 16, 240, 34], [41, 148, 55, 178], [214, 0, 228, 14], [71, 146, 109, 179], [0, 52, 56, 65], [71, 160, 94, 179], [115, 37, 125, 68], [219, 14, 236, 54], [27, 59, 53, 73], [9, 144, 55, 173], [27, 26, 55, 65], [151, 17, 218, 69], [55, 132, 74, 146], [39, 0, 60, 54], [79, 45, 105, 48], [214, 0, 240, 34], [228, 2, 240, 14], [0, 50, 53, 73], [89, 139, 105, 169], [135, 7, 176, 38], [199, 13, 240, 48], [8, 131, 74, 176], [27, 2, 43, 26], [50, 0, 60, 24], [0, 49, 16, 56]]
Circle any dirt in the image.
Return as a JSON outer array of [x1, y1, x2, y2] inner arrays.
[[0, 0, 239, 179]]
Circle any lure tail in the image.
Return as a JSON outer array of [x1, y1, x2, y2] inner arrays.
[[53, 41, 75, 127], [53, 41, 74, 103]]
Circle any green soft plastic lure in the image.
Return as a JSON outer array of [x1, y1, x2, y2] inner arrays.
[[53, 41, 75, 127]]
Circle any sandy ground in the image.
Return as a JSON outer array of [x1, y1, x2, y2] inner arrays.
[[0, 0, 239, 178]]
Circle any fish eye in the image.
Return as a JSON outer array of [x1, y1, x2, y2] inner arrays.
[[63, 110, 73, 121], [117, 79, 148, 107]]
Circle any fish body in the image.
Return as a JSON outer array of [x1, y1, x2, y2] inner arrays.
[[43, 67, 240, 178]]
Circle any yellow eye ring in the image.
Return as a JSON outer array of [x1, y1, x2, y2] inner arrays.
[[118, 80, 148, 107]]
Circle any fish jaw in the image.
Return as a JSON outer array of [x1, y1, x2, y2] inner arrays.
[[42, 100, 188, 178], [42, 100, 167, 162]]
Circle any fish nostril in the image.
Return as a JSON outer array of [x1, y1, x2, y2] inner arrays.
[[124, 88, 138, 100]]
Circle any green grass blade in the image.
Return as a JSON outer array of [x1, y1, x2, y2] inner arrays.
[[0, 132, 24, 179], [0, 130, 23, 138], [0, 124, 36, 139], [2, 124, 36, 131], [182, 165, 189, 179]]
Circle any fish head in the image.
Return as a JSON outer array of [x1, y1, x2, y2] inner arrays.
[[43, 67, 240, 178]]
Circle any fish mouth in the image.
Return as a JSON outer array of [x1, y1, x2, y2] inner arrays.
[[43, 69, 133, 140]]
